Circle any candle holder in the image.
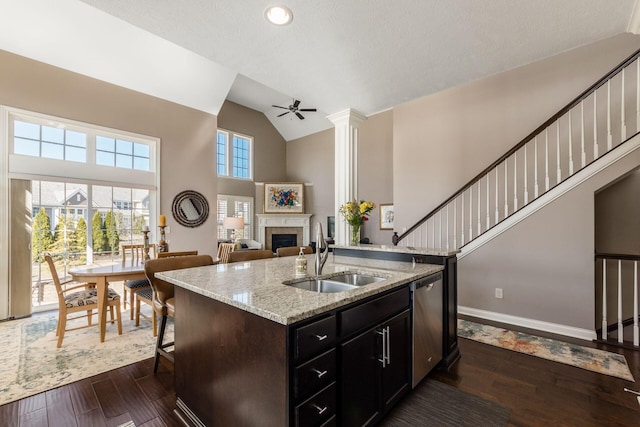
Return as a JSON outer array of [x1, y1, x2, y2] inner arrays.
[[142, 229, 151, 262], [157, 225, 169, 253]]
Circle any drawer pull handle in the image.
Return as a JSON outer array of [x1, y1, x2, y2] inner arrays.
[[312, 404, 328, 415], [315, 334, 328, 341], [312, 368, 328, 378]]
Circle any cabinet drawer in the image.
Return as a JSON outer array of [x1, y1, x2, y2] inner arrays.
[[294, 349, 336, 400], [295, 315, 336, 361], [320, 415, 336, 426], [340, 287, 410, 338], [295, 382, 336, 427]]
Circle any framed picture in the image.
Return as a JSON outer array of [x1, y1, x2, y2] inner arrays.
[[264, 182, 305, 214], [380, 204, 394, 230]]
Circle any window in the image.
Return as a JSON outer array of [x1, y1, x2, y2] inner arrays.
[[216, 129, 253, 180], [96, 136, 150, 171], [9, 109, 156, 181], [14, 120, 87, 162], [216, 131, 227, 175], [217, 195, 253, 240], [3, 106, 159, 313], [232, 135, 251, 179]]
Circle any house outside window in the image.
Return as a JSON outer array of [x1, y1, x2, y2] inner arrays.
[[216, 129, 253, 180]]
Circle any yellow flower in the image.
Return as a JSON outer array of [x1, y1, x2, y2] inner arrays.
[[339, 199, 376, 227]]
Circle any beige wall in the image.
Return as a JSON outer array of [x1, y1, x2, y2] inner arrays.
[[393, 33, 640, 233], [391, 33, 640, 332], [286, 128, 334, 239], [217, 100, 287, 199], [0, 50, 219, 255], [595, 168, 640, 254], [286, 110, 395, 245], [358, 110, 394, 245], [459, 140, 640, 330]]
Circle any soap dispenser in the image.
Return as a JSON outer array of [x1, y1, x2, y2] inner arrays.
[[295, 247, 308, 277]]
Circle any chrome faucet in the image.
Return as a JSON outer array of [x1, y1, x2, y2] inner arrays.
[[315, 222, 329, 276]]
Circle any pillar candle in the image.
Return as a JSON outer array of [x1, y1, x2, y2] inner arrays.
[[159, 215, 166, 227]]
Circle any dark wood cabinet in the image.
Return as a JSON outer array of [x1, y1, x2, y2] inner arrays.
[[341, 326, 381, 426], [381, 310, 411, 408], [174, 263, 448, 427], [292, 315, 339, 425], [340, 309, 411, 426]]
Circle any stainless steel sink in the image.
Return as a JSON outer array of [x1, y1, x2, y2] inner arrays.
[[284, 272, 386, 293], [285, 278, 357, 293], [328, 273, 386, 286]]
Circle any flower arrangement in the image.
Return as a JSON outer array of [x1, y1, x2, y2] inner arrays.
[[339, 200, 376, 244]]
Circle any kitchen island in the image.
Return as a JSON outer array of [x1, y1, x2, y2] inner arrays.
[[158, 246, 457, 426]]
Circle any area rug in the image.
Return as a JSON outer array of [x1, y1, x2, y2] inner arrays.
[[458, 319, 634, 382], [380, 379, 511, 426], [0, 308, 173, 406]]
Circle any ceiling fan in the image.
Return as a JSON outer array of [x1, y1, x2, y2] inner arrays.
[[272, 99, 317, 120]]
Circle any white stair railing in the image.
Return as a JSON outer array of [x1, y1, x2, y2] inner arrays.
[[597, 254, 640, 347], [394, 49, 640, 252]]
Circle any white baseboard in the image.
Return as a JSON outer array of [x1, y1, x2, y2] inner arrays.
[[459, 306, 598, 341]]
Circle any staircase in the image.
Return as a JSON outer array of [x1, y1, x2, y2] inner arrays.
[[393, 49, 640, 348], [393, 48, 640, 257]]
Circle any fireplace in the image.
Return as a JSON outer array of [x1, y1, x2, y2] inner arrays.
[[256, 214, 312, 251], [272, 234, 297, 253]]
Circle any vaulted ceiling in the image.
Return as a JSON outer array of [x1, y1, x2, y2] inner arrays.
[[1, 0, 639, 141]]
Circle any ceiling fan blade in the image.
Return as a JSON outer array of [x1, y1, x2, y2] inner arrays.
[[278, 111, 290, 117], [293, 99, 301, 108], [299, 108, 317, 112], [295, 112, 305, 120], [272, 105, 289, 110]]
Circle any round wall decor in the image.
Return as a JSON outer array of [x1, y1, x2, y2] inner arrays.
[[171, 190, 209, 228]]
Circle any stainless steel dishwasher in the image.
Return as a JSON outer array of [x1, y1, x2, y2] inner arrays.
[[411, 272, 443, 387]]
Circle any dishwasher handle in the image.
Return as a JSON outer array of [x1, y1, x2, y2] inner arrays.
[[412, 272, 442, 291]]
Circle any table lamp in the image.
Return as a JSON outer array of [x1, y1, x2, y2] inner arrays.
[[223, 216, 245, 246]]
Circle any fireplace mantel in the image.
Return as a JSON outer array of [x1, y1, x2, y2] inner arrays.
[[256, 214, 312, 250]]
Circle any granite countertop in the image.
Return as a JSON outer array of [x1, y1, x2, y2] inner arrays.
[[156, 254, 443, 326], [331, 244, 460, 257]]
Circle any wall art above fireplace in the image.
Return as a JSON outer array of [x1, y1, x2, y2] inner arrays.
[[264, 182, 304, 214]]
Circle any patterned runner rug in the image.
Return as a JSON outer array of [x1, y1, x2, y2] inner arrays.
[[458, 319, 634, 382], [0, 308, 173, 406]]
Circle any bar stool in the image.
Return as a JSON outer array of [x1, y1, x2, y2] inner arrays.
[[143, 254, 215, 374]]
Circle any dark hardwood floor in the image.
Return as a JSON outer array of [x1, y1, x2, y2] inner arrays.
[[2, 317, 640, 426], [0, 357, 181, 427]]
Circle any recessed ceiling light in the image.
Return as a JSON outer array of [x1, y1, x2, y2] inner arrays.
[[265, 6, 293, 26]]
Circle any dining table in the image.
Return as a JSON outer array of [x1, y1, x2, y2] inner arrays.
[[69, 262, 146, 342]]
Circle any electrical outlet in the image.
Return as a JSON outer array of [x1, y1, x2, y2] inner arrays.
[[165, 226, 170, 234], [495, 288, 504, 299]]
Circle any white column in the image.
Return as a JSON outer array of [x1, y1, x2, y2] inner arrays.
[[328, 109, 367, 245]]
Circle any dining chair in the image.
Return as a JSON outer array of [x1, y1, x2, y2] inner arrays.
[[228, 249, 274, 263], [134, 250, 199, 335], [216, 242, 235, 264], [157, 250, 198, 258], [276, 245, 313, 257], [45, 253, 122, 348], [144, 254, 215, 374], [121, 243, 155, 319]]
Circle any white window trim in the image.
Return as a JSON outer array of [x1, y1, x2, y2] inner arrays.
[[0, 105, 162, 319], [7, 106, 159, 188], [217, 194, 253, 239], [0, 107, 9, 318], [217, 128, 254, 181]]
